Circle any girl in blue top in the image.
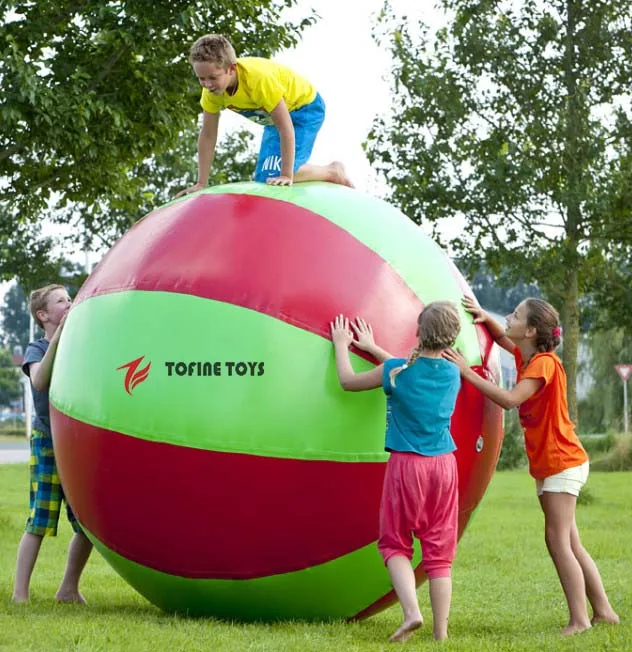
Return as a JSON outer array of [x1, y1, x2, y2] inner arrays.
[[330, 301, 461, 642]]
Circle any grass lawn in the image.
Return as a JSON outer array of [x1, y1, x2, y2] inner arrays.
[[0, 465, 630, 651]]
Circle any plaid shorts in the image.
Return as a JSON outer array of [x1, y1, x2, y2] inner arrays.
[[25, 429, 82, 537]]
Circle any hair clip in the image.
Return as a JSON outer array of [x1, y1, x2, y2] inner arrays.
[[552, 326, 562, 338]]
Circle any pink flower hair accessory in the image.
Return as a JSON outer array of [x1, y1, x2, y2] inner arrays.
[[552, 326, 562, 338]]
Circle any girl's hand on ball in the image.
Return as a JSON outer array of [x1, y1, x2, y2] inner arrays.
[[442, 347, 469, 373], [350, 317, 375, 351], [330, 314, 353, 348], [462, 296, 487, 324]]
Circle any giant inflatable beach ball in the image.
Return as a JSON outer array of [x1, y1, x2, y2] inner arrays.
[[50, 182, 502, 621]]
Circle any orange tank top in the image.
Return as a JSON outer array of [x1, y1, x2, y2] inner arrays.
[[514, 349, 587, 479]]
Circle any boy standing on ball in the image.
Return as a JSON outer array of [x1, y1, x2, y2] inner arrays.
[[12, 285, 93, 604]]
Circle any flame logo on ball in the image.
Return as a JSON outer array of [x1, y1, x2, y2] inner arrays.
[[117, 356, 152, 395]]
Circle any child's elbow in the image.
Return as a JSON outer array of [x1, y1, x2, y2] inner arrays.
[[340, 379, 353, 391], [31, 378, 46, 393]]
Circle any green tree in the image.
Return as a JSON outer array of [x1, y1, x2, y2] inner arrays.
[[588, 244, 632, 334], [0, 347, 22, 409], [2, 127, 257, 288], [468, 267, 541, 316], [0, 282, 31, 351], [1, 1, 314, 277], [578, 330, 632, 433], [366, 0, 632, 422], [81, 127, 257, 249], [1, 261, 90, 351], [0, 207, 61, 286]]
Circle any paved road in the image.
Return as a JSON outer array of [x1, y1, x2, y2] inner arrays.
[[0, 440, 29, 464]]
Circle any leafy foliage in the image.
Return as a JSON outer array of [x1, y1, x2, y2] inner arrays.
[[82, 128, 257, 249], [578, 329, 632, 433], [0, 347, 22, 408], [366, 0, 632, 420], [468, 267, 541, 316], [1, 0, 313, 280], [496, 410, 527, 470], [0, 261, 94, 353], [0, 282, 30, 351]]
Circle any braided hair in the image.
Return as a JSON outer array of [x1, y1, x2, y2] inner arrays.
[[390, 301, 461, 387]]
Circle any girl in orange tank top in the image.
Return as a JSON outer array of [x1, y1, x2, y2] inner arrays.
[[443, 296, 619, 637]]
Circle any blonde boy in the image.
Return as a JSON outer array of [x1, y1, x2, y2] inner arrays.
[[177, 34, 353, 194], [12, 285, 92, 603]]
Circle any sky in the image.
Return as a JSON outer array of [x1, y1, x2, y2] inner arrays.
[[221, 0, 444, 192], [1, 0, 445, 306], [221, 0, 396, 192]]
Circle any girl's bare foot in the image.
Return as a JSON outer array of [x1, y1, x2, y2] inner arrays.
[[11, 593, 29, 604], [389, 616, 423, 643], [561, 621, 591, 636], [591, 609, 620, 626], [55, 590, 87, 605], [328, 162, 354, 188]]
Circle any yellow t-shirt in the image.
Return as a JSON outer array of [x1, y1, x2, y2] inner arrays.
[[199, 57, 317, 126]]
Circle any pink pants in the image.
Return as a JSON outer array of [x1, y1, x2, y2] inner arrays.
[[378, 451, 458, 579]]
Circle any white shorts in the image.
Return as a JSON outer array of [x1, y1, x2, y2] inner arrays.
[[536, 461, 589, 497]]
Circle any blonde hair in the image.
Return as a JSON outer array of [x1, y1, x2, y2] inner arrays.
[[524, 297, 561, 352], [29, 284, 65, 329], [189, 34, 237, 68], [390, 301, 461, 387]]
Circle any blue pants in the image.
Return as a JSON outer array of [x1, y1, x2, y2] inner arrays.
[[254, 93, 325, 182]]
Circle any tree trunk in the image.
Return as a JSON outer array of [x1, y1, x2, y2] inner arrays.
[[560, 267, 579, 424], [562, 0, 582, 425]]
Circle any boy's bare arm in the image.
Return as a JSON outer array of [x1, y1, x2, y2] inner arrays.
[[197, 111, 220, 185], [176, 111, 220, 197], [268, 99, 295, 186], [30, 316, 66, 392]]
